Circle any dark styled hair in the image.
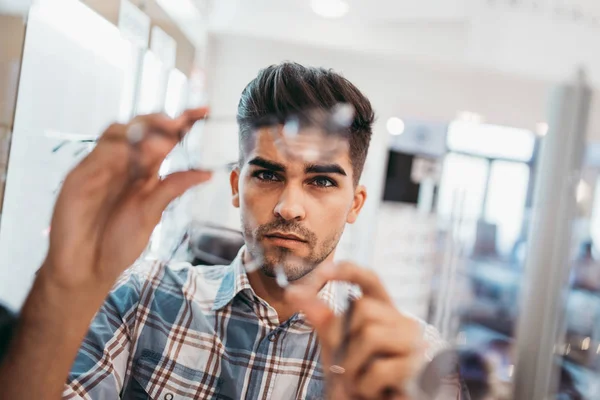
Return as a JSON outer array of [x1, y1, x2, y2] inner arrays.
[[237, 62, 375, 183]]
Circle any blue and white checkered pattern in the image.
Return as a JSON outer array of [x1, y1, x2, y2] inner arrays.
[[63, 248, 452, 399]]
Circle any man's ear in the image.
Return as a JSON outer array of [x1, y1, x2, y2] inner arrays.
[[346, 185, 367, 224], [230, 167, 240, 208]]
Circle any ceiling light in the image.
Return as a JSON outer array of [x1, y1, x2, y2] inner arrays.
[[457, 111, 484, 124], [387, 117, 405, 136], [310, 0, 349, 19]]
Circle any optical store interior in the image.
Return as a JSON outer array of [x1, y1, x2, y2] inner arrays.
[[2, 0, 600, 399]]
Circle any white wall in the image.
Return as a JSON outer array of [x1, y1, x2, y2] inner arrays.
[[0, 1, 138, 311], [201, 33, 557, 265]]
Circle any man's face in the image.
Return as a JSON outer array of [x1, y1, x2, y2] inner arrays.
[[230, 127, 366, 281]]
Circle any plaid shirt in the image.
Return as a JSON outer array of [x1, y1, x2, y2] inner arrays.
[[63, 249, 450, 400]]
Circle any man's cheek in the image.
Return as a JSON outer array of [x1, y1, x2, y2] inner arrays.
[[240, 189, 260, 213], [242, 204, 273, 230], [245, 191, 278, 214]]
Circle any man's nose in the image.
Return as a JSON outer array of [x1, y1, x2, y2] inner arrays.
[[274, 185, 306, 221]]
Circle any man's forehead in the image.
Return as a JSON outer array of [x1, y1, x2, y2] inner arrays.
[[245, 126, 352, 172]]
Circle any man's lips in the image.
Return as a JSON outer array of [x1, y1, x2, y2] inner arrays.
[[264, 232, 307, 242]]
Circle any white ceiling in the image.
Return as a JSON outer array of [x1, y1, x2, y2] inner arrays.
[[205, 0, 600, 26], [205, 0, 472, 67], [203, 0, 600, 88], [206, 0, 470, 30], [211, 0, 470, 22]]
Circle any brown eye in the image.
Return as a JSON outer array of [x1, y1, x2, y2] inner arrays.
[[310, 177, 336, 188], [254, 171, 281, 182]]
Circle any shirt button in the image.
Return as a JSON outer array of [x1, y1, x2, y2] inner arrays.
[[164, 394, 174, 400], [269, 333, 278, 342]]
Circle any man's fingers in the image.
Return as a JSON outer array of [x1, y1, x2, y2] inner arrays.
[[97, 108, 208, 148], [140, 107, 209, 142], [318, 262, 391, 303], [284, 286, 338, 351], [130, 113, 183, 143], [348, 298, 407, 337], [284, 285, 335, 333], [93, 109, 208, 180], [134, 108, 209, 178], [343, 324, 423, 383], [179, 107, 210, 128], [64, 123, 129, 210], [129, 108, 208, 170], [69, 109, 212, 225], [354, 356, 419, 399], [88, 122, 129, 167], [145, 170, 212, 217]]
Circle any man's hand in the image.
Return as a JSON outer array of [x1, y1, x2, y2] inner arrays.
[[0, 109, 212, 400], [286, 262, 425, 400], [42, 109, 211, 294]]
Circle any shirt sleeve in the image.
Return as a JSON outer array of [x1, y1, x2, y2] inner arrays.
[[62, 269, 143, 400]]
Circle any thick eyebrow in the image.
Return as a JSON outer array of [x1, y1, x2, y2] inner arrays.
[[305, 163, 347, 176], [248, 157, 286, 172]]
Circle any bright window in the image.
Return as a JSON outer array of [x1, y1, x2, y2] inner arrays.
[[485, 161, 530, 255], [438, 153, 489, 249], [438, 122, 534, 257], [447, 122, 535, 162]]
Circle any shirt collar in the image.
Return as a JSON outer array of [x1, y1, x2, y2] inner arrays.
[[212, 247, 252, 311], [212, 246, 349, 313]]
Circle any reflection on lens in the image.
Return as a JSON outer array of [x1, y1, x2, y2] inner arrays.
[[275, 264, 289, 288], [330, 103, 354, 129], [412, 348, 493, 400], [272, 104, 353, 164], [244, 248, 265, 274], [283, 118, 300, 138]]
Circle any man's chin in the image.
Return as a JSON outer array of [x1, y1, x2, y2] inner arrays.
[[260, 258, 316, 282], [268, 245, 307, 260]]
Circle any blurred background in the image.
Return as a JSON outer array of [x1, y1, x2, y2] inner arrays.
[[2, 0, 600, 398]]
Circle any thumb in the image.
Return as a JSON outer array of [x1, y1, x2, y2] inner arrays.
[[147, 170, 213, 216]]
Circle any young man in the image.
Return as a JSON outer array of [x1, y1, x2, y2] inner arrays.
[[0, 63, 453, 399]]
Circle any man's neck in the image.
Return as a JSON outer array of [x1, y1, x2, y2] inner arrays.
[[243, 252, 331, 323]]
